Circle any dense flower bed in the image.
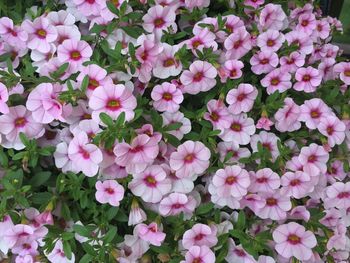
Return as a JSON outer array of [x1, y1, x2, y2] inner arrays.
[[0, 0, 350, 262]]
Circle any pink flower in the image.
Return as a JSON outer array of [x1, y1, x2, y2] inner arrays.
[[186, 27, 218, 52], [76, 64, 113, 97], [272, 222, 317, 261], [220, 59, 244, 81], [128, 199, 147, 226], [95, 180, 124, 206], [259, 4, 287, 31], [256, 117, 273, 130], [280, 171, 314, 198], [257, 29, 285, 52], [334, 62, 350, 85], [46, 239, 75, 263], [22, 17, 57, 53], [285, 31, 313, 55], [142, 5, 177, 34], [26, 83, 63, 124], [250, 50, 279, 75], [217, 141, 251, 163], [0, 82, 9, 114], [159, 192, 196, 217], [68, 131, 103, 177], [89, 83, 137, 123], [151, 82, 183, 113], [244, 0, 264, 8], [0, 106, 44, 150], [180, 61, 217, 95], [114, 134, 159, 174], [224, 27, 252, 59], [136, 35, 163, 68], [298, 143, 329, 176], [153, 43, 182, 79], [317, 116, 346, 147], [57, 39, 93, 72], [261, 68, 292, 95], [0, 216, 14, 254], [169, 141, 211, 178], [46, 10, 76, 26], [181, 246, 215, 263], [182, 224, 217, 249], [129, 165, 171, 203], [325, 160, 347, 184], [225, 239, 256, 263], [135, 222, 166, 246], [184, 0, 210, 10], [256, 191, 291, 220], [250, 131, 280, 160], [294, 66, 322, 93], [211, 165, 250, 199], [325, 182, 350, 209], [73, 0, 106, 17], [313, 19, 331, 40], [220, 114, 256, 145], [274, 98, 301, 132], [299, 98, 332, 129], [280, 51, 305, 73], [226, 83, 258, 114], [296, 13, 316, 34], [162, 111, 191, 140], [0, 17, 27, 48], [249, 168, 280, 193], [203, 99, 231, 131]]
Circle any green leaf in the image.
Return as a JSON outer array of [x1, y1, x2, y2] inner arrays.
[[116, 112, 126, 127], [164, 122, 182, 131], [80, 75, 89, 93], [79, 254, 93, 263], [208, 129, 221, 136], [103, 226, 117, 243], [196, 202, 214, 215], [236, 210, 246, 229], [73, 224, 91, 237], [82, 243, 97, 256], [50, 62, 69, 79], [122, 26, 143, 38], [29, 171, 51, 187], [63, 241, 72, 260], [106, 1, 119, 15], [19, 132, 30, 147], [100, 112, 114, 127]]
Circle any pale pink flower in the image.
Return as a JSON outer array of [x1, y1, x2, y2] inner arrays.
[[0, 82, 9, 114], [46, 10, 76, 26], [180, 61, 217, 95], [220, 114, 256, 145], [299, 98, 332, 129], [186, 27, 218, 52], [128, 200, 147, 226], [294, 67, 322, 93], [226, 84, 258, 114], [153, 43, 182, 79], [325, 182, 350, 209], [211, 165, 250, 198], [162, 111, 191, 140], [259, 4, 287, 30], [285, 31, 314, 55], [181, 246, 215, 263], [256, 117, 273, 130], [327, 223, 348, 251], [0, 215, 14, 254], [325, 160, 347, 184], [184, 0, 210, 10], [257, 29, 285, 52], [313, 19, 331, 40], [261, 68, 292, 94], [136, 35, 163, 69], [217, 141, 251, 163], [220, 59, 244, 81], [95, 180, 124, 206], [68, 131, 103, 177], [73, 0, 106, 17], [249, 168, 280, 193], [334, 62, 350, 85], [76, 64, 113, 97], [55, 24, 81, 45], [89, 83, 137, 123], [203, 99, 231, 131], [26, 83, 63, 124], [298, 143, 329, 176], [256, 191, 291, 220], [0, 106, 44, 150], [250, 50, 279, 75], [169, 141, 210, 178], [159, 193, 196, 217], [46, 239, 75, 263], [57, 39, 92, 72], [296, 13, 316, 34], [100, 0, 129, 21], [317, 116, 346, 147], [182, 224, 217, 249], [142, 5, 177, 34], [280, 51, 305, 73], [135, 222, 166, 246], [288, 206, 311, 222], [2, 224, 34, 254], [280, 171, 314, 198], [318, 58, 336, 81], [272, 222, 317, 261], [224, 28, 252, 59], [0, 17, 27, 48], [136, 124, 162, 143], [274, 98, 301, 132], [114, 134, 159, 174], [22, 17, 57, 53], [151, 82, 183, 113], [250, 131, 280, 160], [225, 239, 256, 263], [129, 165, 171, 203], [220, 15, 245, 40]]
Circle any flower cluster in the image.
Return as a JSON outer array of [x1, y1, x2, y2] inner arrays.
[[0, 0, 349, 263]]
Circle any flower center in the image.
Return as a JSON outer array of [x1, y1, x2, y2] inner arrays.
[[106, 99, 121, 111], [308, 154, 316, 163], [9, 29, 17, 37], [105, 187, 115, 194], [163, 58, 175, 67], [210, 111, 219, 121], [15, 117, 27, 128], [234, 249, 246, 257], [36, 29, 47, 39], [302, 75, 311, 82], [337, 192, 350, 199], [88, 79, 99, 90], [82, 113, 91, 119], [266, 197, 277, 206], [230, 122, 242, 132], [192, 258, 202, 263], [230, 69, 237, 77], [271, 78, 280, 86], [310, 110, 320, 118], [262, 143, 271, 151], [70, 50, 82, 61], [162, 92, 173, 101], [225, 176, 237, 185], [172, 203, 183, 209], [141, 51, 148, 61], [326, 126, 334, 135], [130, 145, 143, 153], [184, 154, 195, 163], [192, 39, 203, 49], [233, 40, 242, 49], [194, 233, 204, 241], [344, 70, 350, 77], [260, 58, 269, 65], [154, 18, 165, 28], [237, 93, 246, 101], [301, 20, 309, 27], [86, 0, 95, 4], [290, 179, 301, 186], [287, 234, 301, 245], [193, 72, 203, 82], [144, 175, 157, 187], [257, 177, 268, 183], [79, 147, 90, 159], [267, 39, 275, 47]]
